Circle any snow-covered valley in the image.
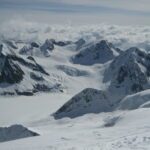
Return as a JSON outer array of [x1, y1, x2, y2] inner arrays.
[[0, 22, 150, 149]]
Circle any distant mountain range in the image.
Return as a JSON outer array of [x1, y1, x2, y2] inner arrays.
[[1, 37, 150, 119]]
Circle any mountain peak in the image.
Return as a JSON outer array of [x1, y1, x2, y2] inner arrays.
[[54, 88, 112, 119], [0, 54, 24, 84], [72, 40, 120, 65], [95, 40, 110, 50], [104, 47, 150, 101]]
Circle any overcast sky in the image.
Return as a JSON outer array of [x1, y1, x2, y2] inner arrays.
[[0, 0, 150, 25]]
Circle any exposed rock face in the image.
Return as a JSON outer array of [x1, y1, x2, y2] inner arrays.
[[0, 44, 3, 53], [41, 39, 54, 51], [33, 83, 62, 93], [54, 88, 112, 119], [40, 39, 54, 57], [0, 124, 39, 142], [104, 47, 150, 101], [0, 45, 57, 95], [19, 45, 33, 55], [75, 38, 86, 50], [72, 40, 120, 65], [8, 55, 49, 75], [30, 72, 44, 81], [0, 50, 63, 95], [0, 53, 24, 84], [16, 90, 34, 96], [53, 39, 72, 47], [31, 42, 39, 48]]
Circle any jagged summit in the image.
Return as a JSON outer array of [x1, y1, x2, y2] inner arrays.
[[72, 40, 120, 65]]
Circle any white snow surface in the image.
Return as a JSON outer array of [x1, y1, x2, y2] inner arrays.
[[0, 21, 150, 149]]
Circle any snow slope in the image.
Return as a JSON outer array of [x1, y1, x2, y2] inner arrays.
[[118, 89, 150, 110], [1, 108, 150, 150]]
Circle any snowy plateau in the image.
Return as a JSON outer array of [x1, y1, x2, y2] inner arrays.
[[0, 21, 150, 150]]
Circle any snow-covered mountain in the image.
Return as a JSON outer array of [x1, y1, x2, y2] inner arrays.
[[104, 47, 150, 101], [19, 39, 54, 57], [54, 47, 150, 119], [0, 44, 63, 95], [72, 40, 120, 65], [19, 39, 72, 57]]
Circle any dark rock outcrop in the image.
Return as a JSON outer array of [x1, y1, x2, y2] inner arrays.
[[0, 53, 24, 84], [54, 88, 112, 119], [8, 55, 49, 75], [19, 45, 33, 55], [53, 40, 72, 47], [0, 124, 39, 142], [30, 72, 44, 81], [31, 42, 39, 48], [40, 39, 54, 57]]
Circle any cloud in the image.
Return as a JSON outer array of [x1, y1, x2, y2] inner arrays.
[[0, 19, 150, 51]]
